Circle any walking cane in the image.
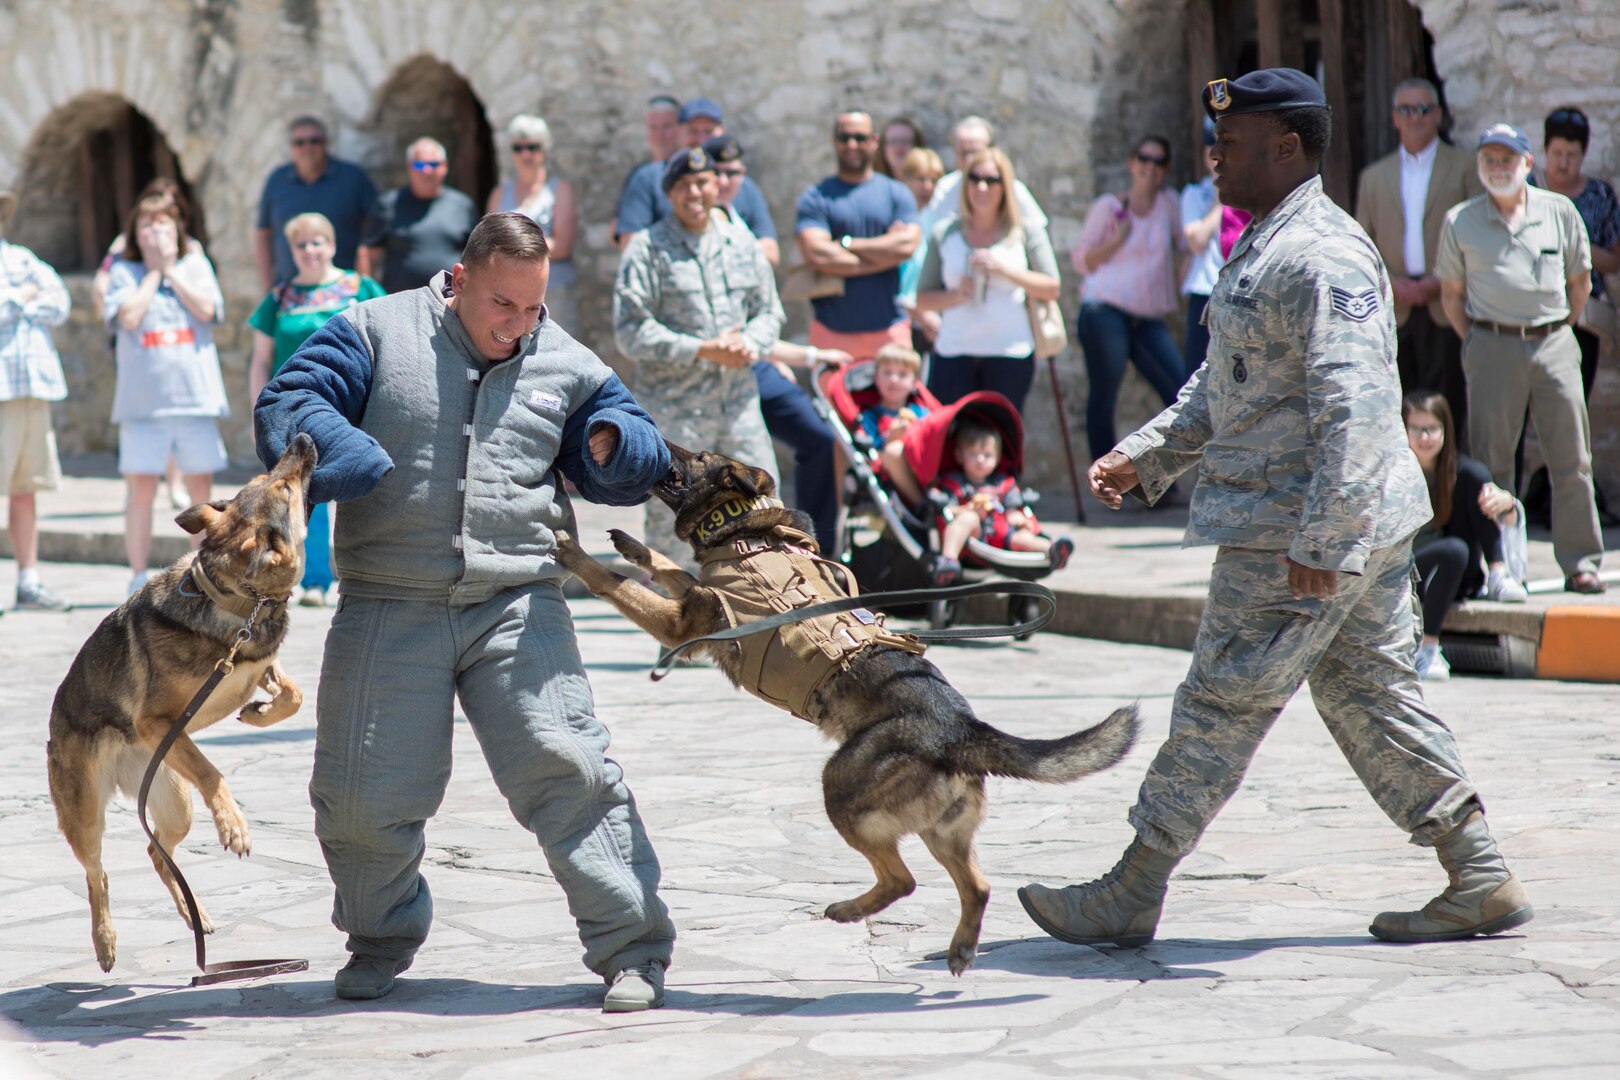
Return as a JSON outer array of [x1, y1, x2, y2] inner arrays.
[[1046, 354, 1086, 523]]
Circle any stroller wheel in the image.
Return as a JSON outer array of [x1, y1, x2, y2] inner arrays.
[[928, 598, 956, 631], [1010, 595, 1042, 640]]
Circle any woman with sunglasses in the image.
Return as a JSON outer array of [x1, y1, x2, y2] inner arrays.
[[913, 147, 1061, 413], [1072, 134, 1187, 465], [487, 114, 579, 332]]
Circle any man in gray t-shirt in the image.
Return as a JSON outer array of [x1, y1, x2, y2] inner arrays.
[[362, 137, 480, 294]]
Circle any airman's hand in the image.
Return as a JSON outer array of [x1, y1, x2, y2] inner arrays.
[[588, 424, 618, 465], [1087, 451, 1139, 510], [1284, 557, 1338, 600]]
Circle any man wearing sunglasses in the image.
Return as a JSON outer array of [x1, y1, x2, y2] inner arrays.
[[255, 115, 377, 291], [795, 111, 921, 356], [362, 137, 481, 295], [1354, 78, 1482, 451]]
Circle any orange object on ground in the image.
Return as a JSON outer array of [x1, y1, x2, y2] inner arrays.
[[1536, 605, 1620, 682]]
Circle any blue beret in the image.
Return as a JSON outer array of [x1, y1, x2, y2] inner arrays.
[[678, 97, 723, 125], [1204, 68, 1327, 121], [1477, 123, 1530, 156], [662, 146, 716, 192], [703, 134, 744, 163]]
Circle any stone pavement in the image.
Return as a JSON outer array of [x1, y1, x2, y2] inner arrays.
[[2, 549, 1618, 1078]]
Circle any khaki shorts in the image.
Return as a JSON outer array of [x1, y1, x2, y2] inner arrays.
[[0, 398, 63, 497]]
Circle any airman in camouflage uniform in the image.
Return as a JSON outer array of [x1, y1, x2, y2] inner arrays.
[[614, 145, 784, 566], [1021, 68, 1532, 949]]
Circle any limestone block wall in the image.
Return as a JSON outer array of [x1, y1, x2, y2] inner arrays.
[[1416, 0, 1620, 497], [0, 0, 1187, 510]]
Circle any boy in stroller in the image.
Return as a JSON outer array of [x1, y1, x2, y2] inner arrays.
[[854, 344, 931, 506], [931, 417, 1074, 586]]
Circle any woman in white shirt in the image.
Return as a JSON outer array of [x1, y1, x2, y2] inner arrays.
[[914, 148, 1061, 413]]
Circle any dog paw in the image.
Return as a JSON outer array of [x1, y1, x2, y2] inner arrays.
[[553, 529, 587, 567], [824, 900, 867, 924], [94, 927, 117, 972], [608, 529, 653, 568], [180, 903, 216, 935], [947, 942, 978, 976], [214, 807, 251, 857]]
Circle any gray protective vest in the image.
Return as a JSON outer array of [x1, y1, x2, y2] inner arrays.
[[334, 273, 612, 603]]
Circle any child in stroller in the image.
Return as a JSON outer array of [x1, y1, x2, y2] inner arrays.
[[854, 344, 932, 506], [929, 417, 1074, 586]]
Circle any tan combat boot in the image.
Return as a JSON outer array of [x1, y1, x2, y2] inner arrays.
[[1018, 838, 1180, 947], [1370, 811, 1534, 943]]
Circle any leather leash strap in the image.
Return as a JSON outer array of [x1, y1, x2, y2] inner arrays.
[[651, 579, 1055, 680], [134, 587, 309, 986]]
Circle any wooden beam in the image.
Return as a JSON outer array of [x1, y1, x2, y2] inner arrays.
[[1257, 0, 1283, 70], [1320, 0, 1353, 210], [1186, 0, 1220, 169]]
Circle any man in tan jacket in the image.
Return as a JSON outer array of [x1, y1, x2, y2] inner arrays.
[[1355, 78, 1482, 449]]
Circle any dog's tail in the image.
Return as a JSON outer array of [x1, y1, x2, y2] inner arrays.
[[959, 704, 1140, 784]]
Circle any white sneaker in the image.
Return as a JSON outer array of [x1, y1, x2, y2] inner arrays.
[[602, 961, 665, 1012], [127, 571, 151, 598], [1486, 567, 1528, 603], [298, 586, 328, 607], [1415, 641, 1451, 682]]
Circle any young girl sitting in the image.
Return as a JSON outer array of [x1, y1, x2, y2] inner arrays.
[[855, 344, 931, 506], [1404, 390, 1528, 682], [929, 418, 1073, 585]]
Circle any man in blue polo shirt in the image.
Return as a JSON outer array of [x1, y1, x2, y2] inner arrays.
[[794, 110, 921, 356], [255, 115, 377, 289]]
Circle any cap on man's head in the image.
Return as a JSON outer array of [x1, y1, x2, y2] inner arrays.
[[662, 145, 716, 192], [703, 135, 744, 163], [679, 97, 723, 125], [1204, 68, 1327, 121], [1478, 123, 1531, 156]]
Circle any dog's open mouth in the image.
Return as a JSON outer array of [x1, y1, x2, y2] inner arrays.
[[656, 466, 689, 509]]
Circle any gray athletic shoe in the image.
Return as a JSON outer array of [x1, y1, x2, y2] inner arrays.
[[15, 580, 70, 611], [333, 954, 412, 1000], [603, 961, 665, 1013]]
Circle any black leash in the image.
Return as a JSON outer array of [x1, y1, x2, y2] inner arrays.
[[651, 579, 1055, 680], [135, 585, 309, 986]]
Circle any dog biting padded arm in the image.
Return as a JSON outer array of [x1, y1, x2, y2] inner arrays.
[[253, 313, 394, 504], [555, 375, 672, 507]]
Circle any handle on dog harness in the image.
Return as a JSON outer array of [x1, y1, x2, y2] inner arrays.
[[650, 579, 1056, 680], [135, 589, 310, 986]]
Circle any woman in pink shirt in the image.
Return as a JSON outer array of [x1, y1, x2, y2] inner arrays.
[[1073, 134, 1187, 462]]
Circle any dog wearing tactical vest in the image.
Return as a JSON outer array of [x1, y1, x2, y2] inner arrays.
[[553, 441, 1138, 975]]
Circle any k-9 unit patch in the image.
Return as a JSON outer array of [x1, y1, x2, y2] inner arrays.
[[1329, 286, 1381, 322]]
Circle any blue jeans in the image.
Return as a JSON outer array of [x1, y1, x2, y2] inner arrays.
[[302, 501, 334, 591], [1183, 293, 1211, 387], [925, 353, 1036, 414], [1078, 301, 1185, 461], [753, 360, 838, 552]]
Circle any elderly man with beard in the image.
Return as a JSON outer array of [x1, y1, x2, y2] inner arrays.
[[1436, 123, 1602, 593]]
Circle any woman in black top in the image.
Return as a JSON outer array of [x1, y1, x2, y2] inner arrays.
[[1405, 391, 1527, 681]]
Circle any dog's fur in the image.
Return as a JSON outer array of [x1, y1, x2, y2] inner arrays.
[[554, 442, 1138, 974], [46, 434, 316, 971]]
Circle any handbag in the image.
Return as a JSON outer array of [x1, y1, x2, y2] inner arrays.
[[782, 262, 844, 302], [1016, 226, 1068, 359]]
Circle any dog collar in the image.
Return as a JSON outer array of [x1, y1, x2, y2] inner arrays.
[[691, 495, 785, 544], [185, 560, 286, 622]]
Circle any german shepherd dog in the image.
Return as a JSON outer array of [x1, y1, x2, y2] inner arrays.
[[554, 443, 1138, 974], [46, 434, 316, 972]]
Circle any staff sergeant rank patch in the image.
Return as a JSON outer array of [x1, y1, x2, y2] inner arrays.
[[1329, 286, 1381, 322]]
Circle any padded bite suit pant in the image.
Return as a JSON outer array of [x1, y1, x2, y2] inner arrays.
[[311, 582, 676, 977]]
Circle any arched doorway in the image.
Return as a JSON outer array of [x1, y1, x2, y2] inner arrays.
[[9, 94, 202, 273], [1184, 0, 1443, 208], [362, 56, 497, 207]]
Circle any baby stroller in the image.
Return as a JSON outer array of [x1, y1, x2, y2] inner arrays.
[[814, 361, 1058, 634]]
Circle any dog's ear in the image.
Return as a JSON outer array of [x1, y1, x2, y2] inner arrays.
[[729, 469, 760, 499], [175, 500, 231, 536]]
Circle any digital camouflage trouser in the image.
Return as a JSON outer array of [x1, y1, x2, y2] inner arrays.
[[1129, 543, 1482, 858]]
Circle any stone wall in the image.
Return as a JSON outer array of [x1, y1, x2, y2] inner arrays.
[[3, 0, 1613, 506], [1415, 0, 1620, 498]]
